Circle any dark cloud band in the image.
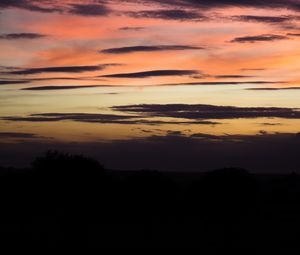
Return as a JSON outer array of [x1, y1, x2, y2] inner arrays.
[[119, 27, 146, 31], [3, 1, 300, 16], [0, 33, 47, 40], [0, 132, 47, 139], [112, 104, 300, 120], [247, 87, 300, 91], [101, 70, 199, 78], [232, 15, 290, 24], [0, 80, 30, 85], [1, 113, 217, 125], [69, 4, 110, 16], [3, 64, 115, 75], [101, 45, 203, 54], [127, 9, 206, 21], [230, 34, 289, 43], [160, 81, 283, 86], [21, 85, 103, 91]]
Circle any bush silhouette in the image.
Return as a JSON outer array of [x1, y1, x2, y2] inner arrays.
[[31, 150, 108, 216], [32, 150, 104, 173]]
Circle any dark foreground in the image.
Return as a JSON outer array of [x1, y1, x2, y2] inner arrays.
[[0, 151, 300, 253]]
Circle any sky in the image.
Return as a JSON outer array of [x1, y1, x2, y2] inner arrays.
[[1, 0, 300, 172]]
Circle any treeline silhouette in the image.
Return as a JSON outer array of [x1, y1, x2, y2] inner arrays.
[[0, 151, 300, 253]]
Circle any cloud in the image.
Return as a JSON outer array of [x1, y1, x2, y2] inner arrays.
[[1, 113, 140, 124], [0, 66, 22, 72], [28, 77, 103, 81], [247, 87, 300, 91], [240, 68, 267, 71], [100, 70, 199, 78], [1, 78, 279, 87], [119, 27, 146, 31], [3, 64, 115, 75], [260, 122, 282, 126], [287, 33, 300, 36], [0, 132, 48, 139], [213, 75, 254, 79], [281, 24, 300, 30], [1, 77, 107, 84], [21, 85, 104, 91], [112, 104, 300, 120], [100, 45, 203, 54], [188, 132, 213, 138], [0, 77, 107, 86], [0, 0, 62, 13], [0, 80, 30, 85], [230, 34, 289, 43], [3, 0, 300, 16], [160, 81, 283, 86], [0, 33, 47, 40], [69, 4, 110, 16], [0, 1, 112, 16], [233, 15, 290, 24], [1, 112, 218, 125], [166, 130, 185, 136], [127, 9, 206, 21], [133, 0, 300, 12]]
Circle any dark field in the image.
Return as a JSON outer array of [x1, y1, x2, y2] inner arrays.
[[0, 151, 299, 253]]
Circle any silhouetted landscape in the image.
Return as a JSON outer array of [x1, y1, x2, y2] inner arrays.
[[0, 151, 299, 253], [3, 1, 300, 253]]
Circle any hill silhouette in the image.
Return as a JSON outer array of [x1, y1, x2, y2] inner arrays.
[[0, 151, 299, 253]]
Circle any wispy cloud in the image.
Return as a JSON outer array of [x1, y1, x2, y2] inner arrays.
[[3, 64, 116, 75], [1, 112, 218, 125], [112, 104, 300, 120], [119, 27, 146, 31], [127, 9, 206, 21], [0, 132, 49, 139], [69, 4, 111, 16], [213, 75, 254, 79], [230, 34, 289, 43], [21, 85, 104, 91], [3, 1, 300, 15], [100, 70, 199, 78], [0, 0, 62, 13], [126, 0, 300, 12], [287, 33, 300, 37], [0, 80, 30, 85], [0, 33, 47, 40], [100, 45, 203, 54], [232, 15, 291, 24], [247, 87, 300, 91], [160, 81, 283, 86]]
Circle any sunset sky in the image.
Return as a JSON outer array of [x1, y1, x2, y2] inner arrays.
[[1, 0, 300, 171]]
